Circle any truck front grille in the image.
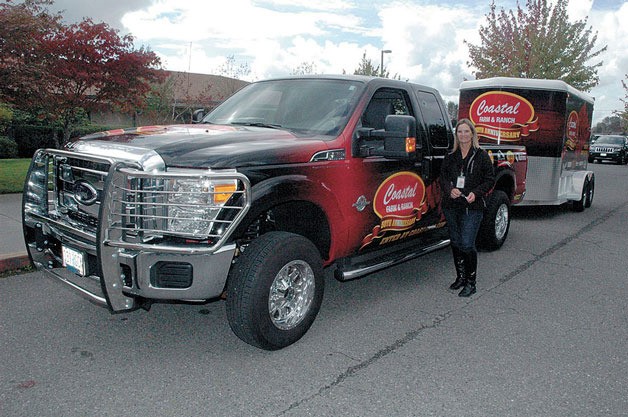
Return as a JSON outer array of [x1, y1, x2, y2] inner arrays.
[[23, 151, 111, 240]]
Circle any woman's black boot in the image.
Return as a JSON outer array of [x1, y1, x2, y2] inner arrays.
[[449, 246, 465, 290], [458, 250, 477, 297]]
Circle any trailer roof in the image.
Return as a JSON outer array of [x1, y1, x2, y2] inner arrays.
[[460, 77, 594, 104]]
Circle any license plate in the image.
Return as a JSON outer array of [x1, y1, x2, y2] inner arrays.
[[62, 245, 86, 276], [600, 153, 607, 156]]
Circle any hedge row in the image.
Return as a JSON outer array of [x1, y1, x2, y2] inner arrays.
[[7, 124, 119, 158]]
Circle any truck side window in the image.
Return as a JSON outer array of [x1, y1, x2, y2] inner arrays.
[[417, 91, 449, 148], [362, 89, 411, 130]]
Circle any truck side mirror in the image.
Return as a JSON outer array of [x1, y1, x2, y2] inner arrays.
[[192, 108, 206, 123], [355, 115, 420, 160]]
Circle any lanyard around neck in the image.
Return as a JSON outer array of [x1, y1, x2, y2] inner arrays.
[[460, 148, 476, 176]]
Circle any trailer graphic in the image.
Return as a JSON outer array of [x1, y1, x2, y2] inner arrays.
[[459, 77, 595, 211]]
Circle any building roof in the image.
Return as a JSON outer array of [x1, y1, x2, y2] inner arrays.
[[164, 71, 249, 107]]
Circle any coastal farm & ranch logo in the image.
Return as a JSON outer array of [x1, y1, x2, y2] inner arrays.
[[360, 172, 430, 249], [469, 91, 539, 142]]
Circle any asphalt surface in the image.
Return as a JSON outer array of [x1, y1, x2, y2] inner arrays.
[[0, 162, 626, 416]]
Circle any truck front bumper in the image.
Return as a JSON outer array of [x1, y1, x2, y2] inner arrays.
[[25, 205, 237, 312]]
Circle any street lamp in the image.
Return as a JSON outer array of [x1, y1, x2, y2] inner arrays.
[[380, 49, 392, 77]]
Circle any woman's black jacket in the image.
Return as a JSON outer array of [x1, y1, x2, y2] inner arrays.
[[440, 146, 495, 211]]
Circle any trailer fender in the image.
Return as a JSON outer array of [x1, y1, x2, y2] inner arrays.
[[572, 171, 594, 197]]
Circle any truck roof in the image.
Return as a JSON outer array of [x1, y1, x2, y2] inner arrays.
[[258, 74, 442, 96], [459, 77, 594, 104]]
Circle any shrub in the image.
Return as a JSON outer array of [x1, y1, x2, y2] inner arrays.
[[0, 136, 18, 158], [9, 123, 121, 158], [9, 124, 60, 158]]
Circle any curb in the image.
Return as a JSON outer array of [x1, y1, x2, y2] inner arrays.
[[0, 252, 31, 273]]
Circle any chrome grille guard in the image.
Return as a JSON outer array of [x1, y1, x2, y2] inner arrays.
[[102, 164, 251, 254]]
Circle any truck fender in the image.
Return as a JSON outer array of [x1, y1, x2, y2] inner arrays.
[[231, 174, 346, 260], [493, 168, 516, 201]]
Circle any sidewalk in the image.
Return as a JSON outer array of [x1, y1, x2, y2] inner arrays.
[[0, 193, 30, 273]]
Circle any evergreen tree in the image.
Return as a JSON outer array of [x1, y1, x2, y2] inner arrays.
[[353, 51, 388, 78]]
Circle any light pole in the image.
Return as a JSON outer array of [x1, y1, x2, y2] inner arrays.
[[380, 49, 391, 77]]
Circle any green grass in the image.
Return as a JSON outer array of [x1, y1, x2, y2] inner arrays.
[[0, 158, 31, 194]]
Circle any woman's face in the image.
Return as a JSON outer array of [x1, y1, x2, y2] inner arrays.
[[457, 123, 473, 146]]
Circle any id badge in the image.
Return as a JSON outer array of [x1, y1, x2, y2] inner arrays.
[[456, 175, 465, 189]]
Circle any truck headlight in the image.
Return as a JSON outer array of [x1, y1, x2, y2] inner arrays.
[[167, 178, 237, 238]]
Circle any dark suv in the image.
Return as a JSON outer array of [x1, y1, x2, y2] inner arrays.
[[588, 135, 628, 164]]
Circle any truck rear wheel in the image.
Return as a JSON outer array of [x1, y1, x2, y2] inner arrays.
[[226, 231, 324, 350], [477, 190, 510, 251]]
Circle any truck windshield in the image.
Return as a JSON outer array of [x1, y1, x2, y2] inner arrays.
[[203, 78, 365, 137]]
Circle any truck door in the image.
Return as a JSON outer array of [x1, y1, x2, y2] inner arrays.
[[348, 87, 448, 255]]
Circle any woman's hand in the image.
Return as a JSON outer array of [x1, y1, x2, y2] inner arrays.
[[465, 192, 476, 203], [451, 188, 463, 199]]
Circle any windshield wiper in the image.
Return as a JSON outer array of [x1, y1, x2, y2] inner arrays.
[[230, 122, 283, 129]]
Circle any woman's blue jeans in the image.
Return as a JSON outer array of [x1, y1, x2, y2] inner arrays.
[[443, 208, 484, 252]]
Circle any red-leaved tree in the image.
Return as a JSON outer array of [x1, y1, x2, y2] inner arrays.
[[0, 0, 165, 146], [0, 0, 61, 105], [41, 19, 165, 144]]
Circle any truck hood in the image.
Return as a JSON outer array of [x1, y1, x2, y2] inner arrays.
[[71, 124, 330, 168]]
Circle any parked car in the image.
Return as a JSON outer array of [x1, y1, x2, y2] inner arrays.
[[588, 134, 628, 164]]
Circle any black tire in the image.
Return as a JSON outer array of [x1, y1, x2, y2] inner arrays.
[[585, 176, 594, 208], [225, 231, 324, 350], [477, 190, 510, 251], [572, 179, 589, 212]]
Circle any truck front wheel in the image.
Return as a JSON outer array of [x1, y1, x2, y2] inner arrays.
[[477, 190, 510, 251], [226, 231, 324, 350]]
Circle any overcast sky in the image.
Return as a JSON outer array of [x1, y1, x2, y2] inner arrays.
[[48, 0, 627, 125]]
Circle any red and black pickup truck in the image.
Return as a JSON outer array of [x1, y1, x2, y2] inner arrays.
[[23, 75, 526, 350]]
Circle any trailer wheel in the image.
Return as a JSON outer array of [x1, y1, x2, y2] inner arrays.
[[572, 179, 591, 212], [585, 176, 594, 208], [225, 231, 324, 350], [477, 190, 510, 251]]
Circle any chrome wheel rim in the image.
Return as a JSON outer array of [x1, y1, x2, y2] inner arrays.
[[268, 260, 315, 330], [494, 204, 509, 241]]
